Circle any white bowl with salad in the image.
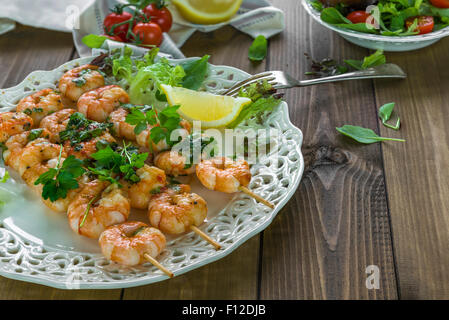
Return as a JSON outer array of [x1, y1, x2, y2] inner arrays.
[[302, 0, 449, 51]]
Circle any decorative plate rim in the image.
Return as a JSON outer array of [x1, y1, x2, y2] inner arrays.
[[302, 0, 449, 42], [0, 55, 304, 290]]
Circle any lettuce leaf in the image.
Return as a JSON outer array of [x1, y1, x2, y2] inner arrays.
[[128, 58, 185, 106]]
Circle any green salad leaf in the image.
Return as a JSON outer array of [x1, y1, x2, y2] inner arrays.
[[248, 35, 268, 62], [180, 55, 210, 90], [128, 58, 185, 105]]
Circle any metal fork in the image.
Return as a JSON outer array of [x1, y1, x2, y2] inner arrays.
[[222, 63, 407, 97]]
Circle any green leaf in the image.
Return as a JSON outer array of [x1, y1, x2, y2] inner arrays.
[[181, 55, 210, 90], [82, 34, 108, 49], [333, 23, 378, 33], [0, 171, 9, 183], [308, 0, 323, 12], [248, 35, 268, 62], [361, 50, 386, 69], [321, 7, 351, 24], [343, 59, 363, 70], [227, 96, 281, 129], [336, 125, 405, 144], [344, 50, 386, 70], [379, 102, 401, 130], [27, 129, 44, 141]]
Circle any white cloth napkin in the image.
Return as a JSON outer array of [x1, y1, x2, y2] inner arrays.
[[0, 0, 93, 34], [0, 0, 285, 59]]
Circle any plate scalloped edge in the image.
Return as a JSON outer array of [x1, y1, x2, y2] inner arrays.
[[0, 55, 304, 290]]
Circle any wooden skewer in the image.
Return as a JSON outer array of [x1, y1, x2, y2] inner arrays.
[[238, 186, 275, 209], [190, 225, 221, 250], [144, 253, 174, 278]]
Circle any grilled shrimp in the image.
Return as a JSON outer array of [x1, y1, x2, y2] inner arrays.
[[154, 151, 196, 176], [148, 184, 207, 234], [77, 85, 129, 122], [13, 138, 63, 176], [135, 119, 191, 153], [99, 221, 166, 266], [108, 107, 137, 141], [0, 112, 33, 143], [16, 89, 64, 127], [58, 64, 105, 102], [39, 109, 75, 142], [196, 157, 251, 193], [121, 164, 166, 210], [2, 129, 51, 171], [67, 180, 130, 239], [63, 132, 116, 160]]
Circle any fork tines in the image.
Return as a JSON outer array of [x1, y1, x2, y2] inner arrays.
[[223, 71, 278, 97]]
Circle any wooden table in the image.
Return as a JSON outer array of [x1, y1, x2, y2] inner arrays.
[[0, 0, 448, 300]]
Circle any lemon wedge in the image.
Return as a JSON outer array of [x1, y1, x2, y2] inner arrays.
[[160, 84, 251, 128], [172, 0, 243, 24]]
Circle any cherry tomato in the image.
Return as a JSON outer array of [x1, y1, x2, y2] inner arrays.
[[132, 22, 163, 46], [430, 0, 449, 8], [405, 16, 434, 35], [346, 11, 371, 24], [142, 3, 173, 33], [103, 11, 133, 42], [102, 34, 123, 42]]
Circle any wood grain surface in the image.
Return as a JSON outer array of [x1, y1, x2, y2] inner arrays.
[[374, 43, 449, 299], [0, 0, 448, 299]]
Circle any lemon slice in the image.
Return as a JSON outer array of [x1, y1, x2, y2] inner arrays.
[[161, 84, 251, 128], [172, 0, 243, 24]]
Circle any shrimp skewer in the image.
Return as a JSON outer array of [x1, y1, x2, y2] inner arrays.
[[148, 184, 221, 250], [16, 89, 64, 127], [77, 85, 129, 122], [59, 64, 105, 102], [99, 221, 173, 277], [196, 156, 274, 209], [67, 180, 130, 239], [108, 107, 191, 152]]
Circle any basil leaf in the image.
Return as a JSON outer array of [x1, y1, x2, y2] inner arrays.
[[343, 59, 363, 70], [336, 125, 405, 144], [379, 102, 400, 130], [248, 35, 268, 62], [361, 50, 386, 69], [320, 7, 351, 24], [308, 0, 323, 12], [181, 55, 210, 90], [82, 34, 108, 49], [333, 23, 378, 33]]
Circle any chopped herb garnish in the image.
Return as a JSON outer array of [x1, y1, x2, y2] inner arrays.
[[125, 104, 183, 147], [28, 129, 44, 141], [72, 69, 92, 87], [34, 146, 86, 202], [88, 141, 148, 185], [59, 112, 112, 146]]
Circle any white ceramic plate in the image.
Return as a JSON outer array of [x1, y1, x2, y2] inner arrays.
[[0, 56, 304, 289], [302, 0, 449, 52]]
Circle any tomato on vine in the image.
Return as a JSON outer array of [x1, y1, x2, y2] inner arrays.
[[132, 22, 163, 46], [103, 8, 134, 42], [143, 2, 173, 33]]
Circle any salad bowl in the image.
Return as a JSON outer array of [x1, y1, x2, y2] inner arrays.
[[302, 0, 449, 51], [0, 55, 304, 289]]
